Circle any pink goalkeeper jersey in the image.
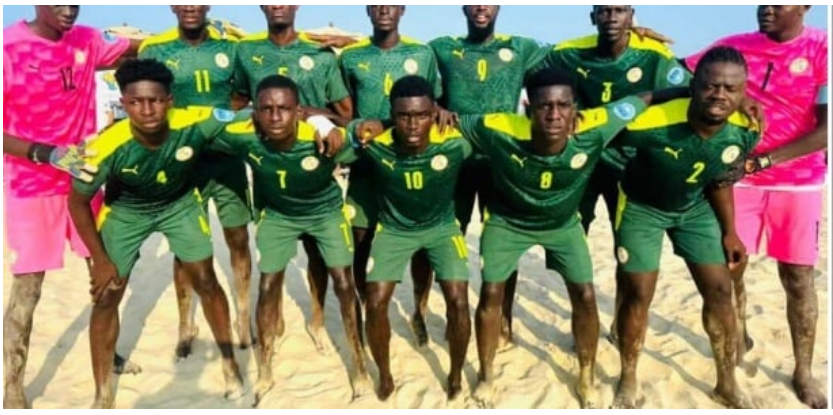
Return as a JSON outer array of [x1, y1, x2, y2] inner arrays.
[[3, 21, 130, 197], [686, 27, 828, 189]]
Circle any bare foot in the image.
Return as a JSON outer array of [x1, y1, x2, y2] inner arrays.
[[576, 382, 598, 409], [113, 353, 142, 375], [351, 373, 373, 401], [223, 365, 245, 401], [91, 392, 115, 409], [410, 312, 428, 347], [473, 380, 494, 409], [794, 375, 828, 409], [610, 380, 640, 409], [306, 323, 333, 355], [252, 377, 274, 407], [3, 387, 30, 409], [712, 385, 754, 409], [176, 325, 199, 360], [377, 375, 395, 401], [497, 317, 514, 352], [447, 374, 463, 401], [234, 316, 252, 350]]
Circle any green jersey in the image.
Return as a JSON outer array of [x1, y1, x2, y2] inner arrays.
[[538, 33, 691, 170], [212, 114, 351, 217], [617, 98, 761, 212], [457, 96, 647, 230], [345, 124, 472, 231], [430, 34, 545, 114], [139, 27, 238, 109], [73, 107, 233, 212], [234, 32, 350, 108], [340, 36, 442, 119]]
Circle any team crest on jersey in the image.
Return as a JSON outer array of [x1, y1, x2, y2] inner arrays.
[[176, 146, 194, 162], [301, 155, 320, 171], [498, 48, 514, 62], [613, 102, 637, 121], [626, 67, 642, 83], [721, 145, 741, 164], [366, 257, 375, 273], [790, 57, 809, 74], [215, 53, 230, 69], [431, 154, 449, 171], [345, 204, 357, 220], [403, 59, 419, 74], [616, 246, 629, 264], [102, 31, 118, 43], [212, 108, 235, 122], [667, 67, 685, 85], [299, 56, 315, 71], [74, 50, 87, 65], [570, 153, 588, 169]]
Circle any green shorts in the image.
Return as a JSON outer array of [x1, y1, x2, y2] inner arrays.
[[195, 152, 251, 229], [480, 215, 592, 284], [614, 195, 725, 273], [256, 208, 354, 274], [98, 190, 214, 278], [345, 160, 378, 229], [366, 222, 470, 283]]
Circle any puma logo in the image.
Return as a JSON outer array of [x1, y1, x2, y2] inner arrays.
[[252, 55, 265, 65], [381, 159, 396, 170], [165, 59, 180, 71], [120, 165, 139, 175], [357, 62, 371, 72], [452, 49, 465, 59], [576, 67, 590, 79], [248, 152, 264, 166], [664, 147, 683, 159], [510, 154, 526, 168]]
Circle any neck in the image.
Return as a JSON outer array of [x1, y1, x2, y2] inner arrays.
[[28, 20, 63, 41], [179, 26, 208, 46], [132, 123, 170, 149], [265, 135, 297, 152], [269, 24, 297, 46], [596, 31, 629, 59], [372, 29, 399, 49], [766, 25, 803, 43], [530, 135, 568, 156], [466, 24, 494, 44], [687, 106, 725, 139]]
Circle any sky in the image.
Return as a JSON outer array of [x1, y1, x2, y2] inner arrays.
[[2, 5, 829, 56]]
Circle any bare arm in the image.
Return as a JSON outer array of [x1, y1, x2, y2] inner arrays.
[[706, 184, 745, 270], [68, 188, 120, 302], [327, 96, 355, 127], [3, 132, 34, 159]]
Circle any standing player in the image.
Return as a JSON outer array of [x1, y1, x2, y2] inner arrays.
[[536, 5, 691, 341], [685, 6, 828, 408], [234, 5, 354, 352], [138, 4, 254, 358], [212, 75, 369, 405], [339, 5, 442, 346], [3, 5, 137, 409], [611, 47, 758, 409], [352, 76, 472, 401], [429, 4, 546, 347], [67, 59, 244, 409]]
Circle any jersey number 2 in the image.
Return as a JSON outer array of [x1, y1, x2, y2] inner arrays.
[[685, 162, 705, 184]]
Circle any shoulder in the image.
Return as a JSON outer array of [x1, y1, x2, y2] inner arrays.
[[627, 32, 676, 59], [554, 34, 598, 52], [171, 107, 231, 130], [429, 125, 466, 145], [626, 98, 690, 132], [87, 119, 135, 165], [482, 113, 531, 141], [296, 120, 319, 142], [239, 31, 269, 46], [428, 35, 458, 49], [340, 37, 373, 55], [139, 27, 179, 54]]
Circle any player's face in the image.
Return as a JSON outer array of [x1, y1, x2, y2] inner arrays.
[[529, 85, 576, 142], [367, 5, 404, 32], [464, 5, 499, 29], [36, 6, 79, 32], [171, 5, 210, 31], [592, 5, 633, 43], [692, 62, 747, 125], [757, 5, 807, 35], [392, 96, 435, 150], [254, 87, 299, 142], [261, 5, 298, 26], [121, 81, 172, 134]]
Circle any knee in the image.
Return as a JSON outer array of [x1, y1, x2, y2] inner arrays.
[[478, 284, 504, 312], [333, 275, 356, 299], [780, 265, 815, 299], [366, 292, 389, 316], [225, 227, 249, 251], [705, 281, 733, 306], [447, 292, 470, 315], [190, 268, 221, 294], [572, 284, 597, 308]]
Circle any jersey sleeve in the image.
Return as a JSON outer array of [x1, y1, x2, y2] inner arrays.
[[456, 114, 493, 154], [518, 37, 548, 73], [198, 108, 237, 144], [322, 52, 351, 104], [72, 151, 113, 196], [655, 55, 692, 88], [3, 49, 12, 103], [813, 33, 828, 89], [233, 49, 252, 98], [338, 54, 356, 97], [334, 135, 360, 164], [93, 29, 131, 69], [582, 96, 648, 146], [530, 47, 566, 74], [426, 51, 443, 101]]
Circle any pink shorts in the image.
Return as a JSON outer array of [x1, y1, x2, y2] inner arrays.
[[5, 190, 103, 275], [734, 186, 822, 266]]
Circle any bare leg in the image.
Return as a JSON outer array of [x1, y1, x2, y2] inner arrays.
[[90, 278, 128, 409], [729, 255, 753, 361], [3, 273, 45, 409], [607, 267, 626, 347], [689, 263, 751, 409], [303, 236, 331, 354], [565, 281, 600, 409], [778, 262, 827, 409], [329, 266, 371, 399], [500, 270, 518, 348], [181, 258, 243, 400], [352, 227, 373, 305], [253, 271, 285, 407], [222, 225, 253, 349], [611, 269, 658, 409], [173, 257, 198, 359], [439, 280, 471, 401], [411, 250, 433, 347], [365, 282, 397, 401], [473, 281, 504, 406]]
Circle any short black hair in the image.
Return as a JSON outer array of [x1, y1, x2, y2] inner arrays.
[[524, 68, 576, 101], [694, 46, 748, 81], [389, 75, 435, 106], [255, 75, 299, 105], [115, 58, 174, 93]]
